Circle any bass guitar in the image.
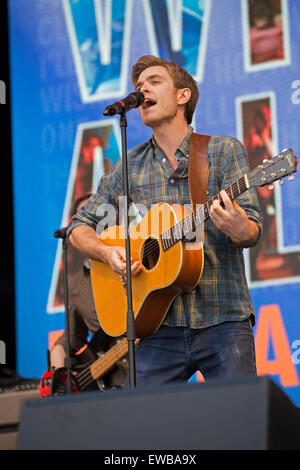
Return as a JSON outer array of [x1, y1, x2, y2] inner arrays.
[[90, 149, 297, 338], [40, 333, 139, 397]]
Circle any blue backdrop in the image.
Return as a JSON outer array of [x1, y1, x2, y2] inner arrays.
[[8, 0, 300, 405]]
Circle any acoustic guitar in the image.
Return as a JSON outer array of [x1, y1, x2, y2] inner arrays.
[[91, 149, 297, 338]]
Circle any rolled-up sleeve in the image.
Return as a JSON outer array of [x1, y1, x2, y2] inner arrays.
[[67, 160, 123, 237]]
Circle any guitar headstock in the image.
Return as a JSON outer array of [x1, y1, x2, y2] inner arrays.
[[249, 149, 297, 188]]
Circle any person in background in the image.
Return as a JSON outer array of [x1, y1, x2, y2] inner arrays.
[[50, 193, 128, 391]]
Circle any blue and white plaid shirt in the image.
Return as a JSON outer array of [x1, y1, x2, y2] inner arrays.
[[68, 126, 262, 328]]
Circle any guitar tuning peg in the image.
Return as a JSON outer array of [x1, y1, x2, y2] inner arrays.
[[279, 179, 284, 186], [288, 175, 295, 181], [263, 159, 269, 163], [268, 184, 274, 190]]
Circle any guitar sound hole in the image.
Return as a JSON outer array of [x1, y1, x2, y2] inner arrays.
[[141, 238, 160, 270]]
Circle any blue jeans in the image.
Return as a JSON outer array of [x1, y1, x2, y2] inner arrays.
[[127, 319, 256, 387]]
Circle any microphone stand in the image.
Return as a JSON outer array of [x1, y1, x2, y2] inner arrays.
[[54, 228, 72, 394], [119, 111, 137, 388]]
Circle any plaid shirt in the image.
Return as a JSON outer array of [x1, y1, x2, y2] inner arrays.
[[68, 126, 262, 328]]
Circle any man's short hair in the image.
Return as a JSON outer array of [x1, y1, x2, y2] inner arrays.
[[131, 55, 199, 125]]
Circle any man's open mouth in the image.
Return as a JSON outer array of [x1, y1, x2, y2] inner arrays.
[[142, 98, 156, 109]]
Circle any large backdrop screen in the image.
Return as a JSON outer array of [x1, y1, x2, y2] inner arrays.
[[8, 0, 300, 405]]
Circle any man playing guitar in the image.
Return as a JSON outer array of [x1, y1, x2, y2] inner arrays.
[[67, 55, 263, 386]]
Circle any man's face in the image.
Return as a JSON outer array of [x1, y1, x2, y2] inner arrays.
[[135, 65, 180, 128]]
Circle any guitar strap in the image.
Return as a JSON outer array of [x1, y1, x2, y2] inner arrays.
[[188, 132, 211, 209]]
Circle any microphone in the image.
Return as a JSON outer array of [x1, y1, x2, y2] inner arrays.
[[54, 226, 68, 239], [103, 92, 144, 116]]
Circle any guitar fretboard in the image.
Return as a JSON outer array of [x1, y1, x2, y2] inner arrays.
[[75, 338, 140, 391], [161, 175, 249, 250]]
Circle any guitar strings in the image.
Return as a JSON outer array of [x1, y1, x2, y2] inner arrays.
[[138, 179, 243, 260], [74, 341, 128, 390], [76, 345, 126, 383], [138, 176, 247, 260]]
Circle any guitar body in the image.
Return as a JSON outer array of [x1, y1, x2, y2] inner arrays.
[[90, 203, 204, 338]]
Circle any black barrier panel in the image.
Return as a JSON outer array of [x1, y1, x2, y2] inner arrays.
[[18, 377, 300, 450]]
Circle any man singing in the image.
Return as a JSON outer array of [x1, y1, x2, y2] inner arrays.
[[67, 55, 262, 386]]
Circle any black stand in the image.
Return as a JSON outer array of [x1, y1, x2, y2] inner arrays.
[[54, 227, 72, 394], [120, 112, 136, 388]]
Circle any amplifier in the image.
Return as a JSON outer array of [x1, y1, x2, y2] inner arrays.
[[18, 376, 300, 450], [0, 382, 40, 450]]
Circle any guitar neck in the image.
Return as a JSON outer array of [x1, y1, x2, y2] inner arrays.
[[75, 338, 140, 391], [90, 338, 137, 380], [161, 174, 249, 250], [200, 174, 249, 224]]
